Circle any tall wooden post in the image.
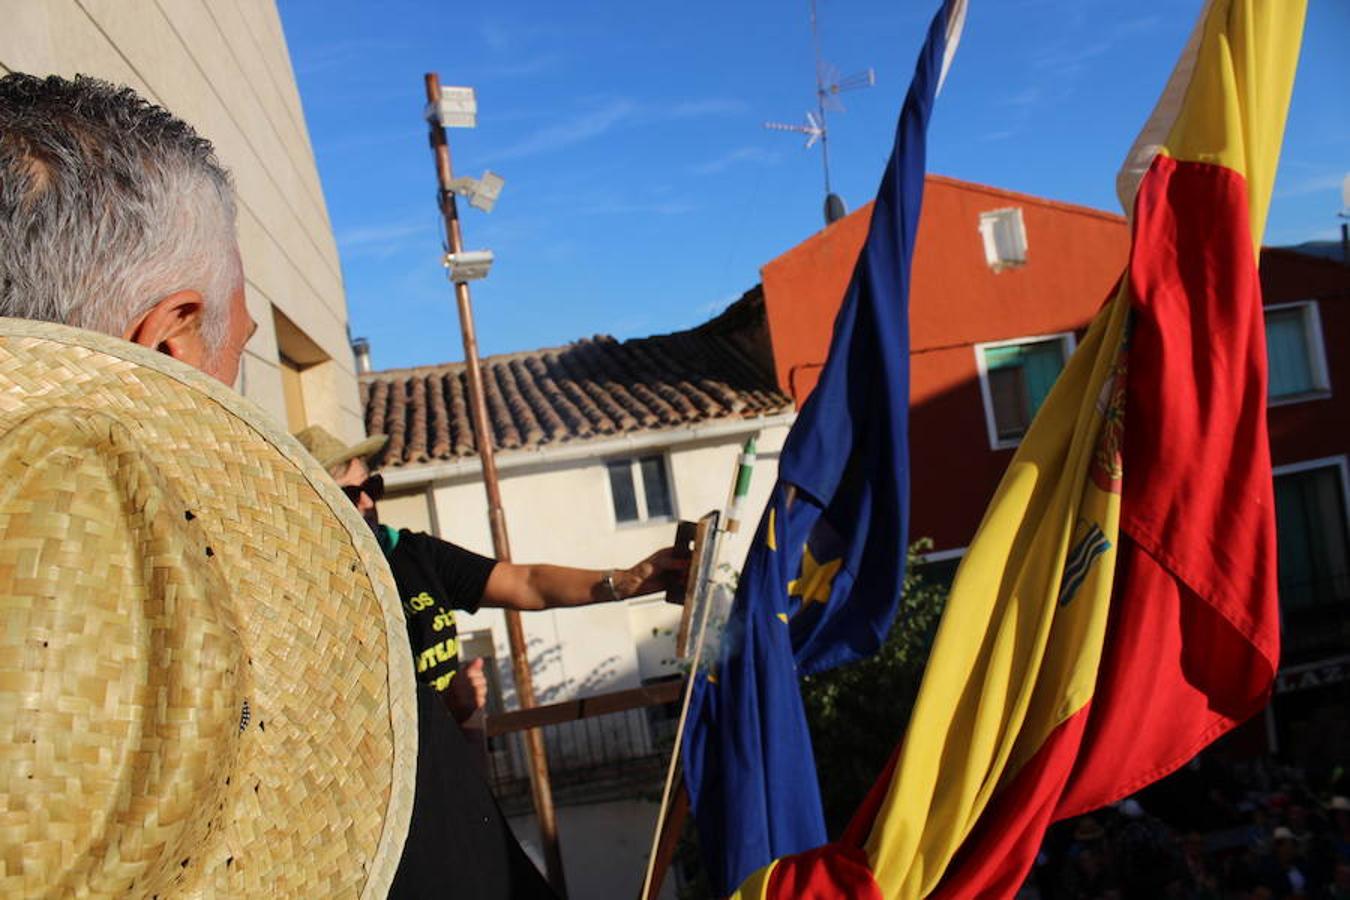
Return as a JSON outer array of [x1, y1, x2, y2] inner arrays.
[[423, 72, 567, 897]]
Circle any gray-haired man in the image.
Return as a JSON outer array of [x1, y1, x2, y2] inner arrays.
[[0, 74, 255, 384], [0, 72, 556, 898]]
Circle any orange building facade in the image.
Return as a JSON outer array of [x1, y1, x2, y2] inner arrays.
[[757, 174, 1350, 766], [761, 175, 1130, 554]]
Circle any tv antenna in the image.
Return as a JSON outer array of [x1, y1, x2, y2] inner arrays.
[[764, 0, 875, 225], [1339, 173, 1349, 265]]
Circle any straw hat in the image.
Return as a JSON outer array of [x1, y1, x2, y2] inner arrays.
[[0, 319, 416, 897], [293, 424, 387, 472]]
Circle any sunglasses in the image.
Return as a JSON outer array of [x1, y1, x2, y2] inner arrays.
[[341, 473, 385, 504]]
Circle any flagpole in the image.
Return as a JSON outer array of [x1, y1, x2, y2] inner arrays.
[[424, 72, 567, 897], [640, 567, 721, 900], [642, 441, 758, 896]]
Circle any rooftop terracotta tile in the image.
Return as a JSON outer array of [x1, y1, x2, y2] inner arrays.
[[362, 288, 790, 468]]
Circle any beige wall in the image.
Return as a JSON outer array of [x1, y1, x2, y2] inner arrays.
[[0, 0, 363, 438], [383, 420, 793, 708]]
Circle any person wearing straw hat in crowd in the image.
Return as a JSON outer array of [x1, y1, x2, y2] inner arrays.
[[0, 72, 554, 898], [295, 425, 688, 726]]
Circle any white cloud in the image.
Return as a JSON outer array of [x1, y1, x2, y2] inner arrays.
[[1031, 41, 1112, 78], [575, 199, 695, 217], [479, 21, 514, 53], [337, 219, 432, 259], [1112, 15, 1162, 38], [689, 146, 778, 175], [1027, 14, 1160, 82], [494, 100, 638, 160], [667, 98, 749, 119], [294, 39, 408, 76], [482, 53, 564, 78], [1275, 171, 1347, 200]]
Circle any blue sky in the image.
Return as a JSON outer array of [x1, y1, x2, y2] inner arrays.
[[279, 0, 1348, 371]]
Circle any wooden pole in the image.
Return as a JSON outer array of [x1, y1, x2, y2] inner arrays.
[[644, 780, 690, 900], [641, 514, 724, 899], [423, 72, 567, 897]]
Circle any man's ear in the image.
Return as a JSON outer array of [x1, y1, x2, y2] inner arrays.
[[122, 290, 210, 369]]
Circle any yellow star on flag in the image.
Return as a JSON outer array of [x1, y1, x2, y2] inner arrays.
[[787, 545, 843, 608]]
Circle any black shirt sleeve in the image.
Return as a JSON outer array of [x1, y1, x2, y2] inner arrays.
[[406, 531, 497, 614]]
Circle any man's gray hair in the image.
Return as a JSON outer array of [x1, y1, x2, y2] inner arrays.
[[0, 73, 239, 345]]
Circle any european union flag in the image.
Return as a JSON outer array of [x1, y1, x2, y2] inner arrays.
[[680, 1, 965, 892]]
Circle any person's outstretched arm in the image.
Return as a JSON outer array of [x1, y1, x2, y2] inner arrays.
[[480, 547, 687, 611]]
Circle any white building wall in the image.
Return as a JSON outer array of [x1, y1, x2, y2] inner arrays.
[[381, 419, 792, 707], [511, 801, 677, 900], [0, 0, 362, 438]]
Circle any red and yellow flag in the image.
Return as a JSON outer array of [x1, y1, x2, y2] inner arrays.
[[733, 1, 1305, 896]]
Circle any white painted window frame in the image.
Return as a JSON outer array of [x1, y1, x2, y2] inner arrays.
[[603, 452, 678, 529], [914, 546, 967, 590], [978, 207, 1028, 272], [918, 546, 967, 564], [974, 331, 1078, 451], [1265, 300, 1331, 407]]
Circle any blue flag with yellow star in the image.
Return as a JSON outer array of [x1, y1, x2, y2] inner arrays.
[[681, 1, 964, 892]]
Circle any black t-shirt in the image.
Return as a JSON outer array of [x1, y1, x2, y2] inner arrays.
[[383, 528, 497, 696], [389, 684, 557, 899]]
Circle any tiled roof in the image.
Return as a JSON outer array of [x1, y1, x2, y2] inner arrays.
[[361, 287, 791, 468]]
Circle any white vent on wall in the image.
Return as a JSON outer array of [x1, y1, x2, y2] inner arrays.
[[978, 207, 1028, 272]]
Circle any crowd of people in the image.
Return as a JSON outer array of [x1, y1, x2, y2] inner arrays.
[[1021, 758, 1350, 900]]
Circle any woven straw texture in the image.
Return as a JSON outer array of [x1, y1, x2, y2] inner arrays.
[[0, 319, 417, 898]]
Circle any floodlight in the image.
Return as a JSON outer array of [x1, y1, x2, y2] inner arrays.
[[447, 170, 506, 213], [444, 249, 494, 282], [427, 86, 477, 128], [469, 171, 504, 212]]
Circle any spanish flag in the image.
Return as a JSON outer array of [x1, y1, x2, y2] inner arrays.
[[733, 1, 1304, 897]]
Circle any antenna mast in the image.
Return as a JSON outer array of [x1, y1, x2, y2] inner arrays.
[[810, 0, 833, 199], [764, 0, 875, 225]]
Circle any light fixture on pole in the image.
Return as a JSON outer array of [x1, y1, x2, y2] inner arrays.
[[443, 249, 495, 282], [421, 72, 565, 896], [448, 170, 506, 213], [426, 85, 478, 129]]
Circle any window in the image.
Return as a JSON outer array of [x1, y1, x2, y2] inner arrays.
[[978, 207, 1028, 272], [607, 454, 675, 525], [278, 352, 307, 433], [272, 306, 331, 431], [976, 335, 1074, 448], [1265, 302, 1329, 404], [1273, 459, 1350, 611]]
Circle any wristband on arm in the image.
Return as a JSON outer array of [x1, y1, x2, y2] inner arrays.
[[601, 570, 623, 602]]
